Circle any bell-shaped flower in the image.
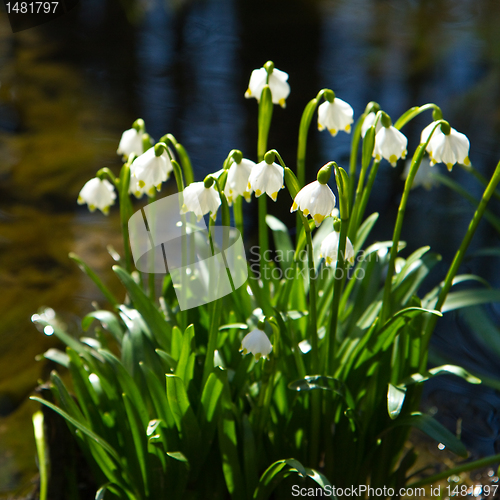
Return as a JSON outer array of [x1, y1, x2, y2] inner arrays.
[[361, 111, 383, 138], [373, 125, 408, 167], [132, 146, 173, 197], [240, 329, 273, 360], [224, 158, 255, 204], [291, 181, 336, 227], [77, 177, 116, 215], [317, 97, 354, 137], [181, 181, 221, 221], [402, 157, 440, 191], [117, 128, 144, 158], [245, 65, 290, 108], [247, 159, 284, 201], [320, 230, 355, 266], [421, 121, 470, 171]]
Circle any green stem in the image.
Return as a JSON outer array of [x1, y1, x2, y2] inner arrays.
[[32, 411, 48, 500], [234, 197, 244, 239], [118, 162, 133, 274], [325, 218, 349, 375], [355, 160, 380, 232], [348, 116, 364, 207], [393, 103, 440, 130], [380, 145, 426, 325], [380, 121, 445, 325], [348, 123, 376, 242], [257, 86, 273, 299], [202, 297, 222, 388], [460, 162, 500, 203], [420, 159, 500, 367]]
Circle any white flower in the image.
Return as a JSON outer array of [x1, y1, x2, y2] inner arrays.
[[247, 160, 284, 201], [402, 157, 440, 190], [224, 158, 255, 204], [317, 98, 354, 136], [240, 329, 272, 360], [245, 67, 290, 108], [117, 128, 143, 158], [181, 181, 221, 221], [132, 147, 173, 197], [77, 178, 116, 215], [373, 126, 408, 167], [319, 231, 355, 266], [290, 181, 336, 227], [421, 122, 470, 171], [361, 111, 383, 138]]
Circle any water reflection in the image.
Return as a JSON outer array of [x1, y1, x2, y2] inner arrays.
[[1, 0, 500, 495]]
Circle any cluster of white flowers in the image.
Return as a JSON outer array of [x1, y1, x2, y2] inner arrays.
[[78, 64, 471, 235]]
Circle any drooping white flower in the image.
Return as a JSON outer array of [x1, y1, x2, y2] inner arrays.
[[291, 181, 336, 227], [373, 126, 408, 167], [181, 181, 221, 221], [117, 128, 144, 158], [240, 329, 273, 360], [420, 121, 470, 171], [320, 230, 355, 266], [77, 178, 116, 215], [317, 97, 354, 136], [247, 160, 284, 201], [224, 158, 255, 204], [361, 111, 383, 138], [402, 157, 440, 190], [245, 66, 290, 108], [132, 147, 173, 197]]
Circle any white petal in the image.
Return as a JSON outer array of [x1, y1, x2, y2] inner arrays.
[[241, 329, 273, 359], [117, 128, 143, 157]]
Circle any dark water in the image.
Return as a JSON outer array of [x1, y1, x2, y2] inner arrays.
[[1, 0, 500, 495]]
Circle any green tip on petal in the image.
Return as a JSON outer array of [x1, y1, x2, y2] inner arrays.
[[255, 353, 262, 361]]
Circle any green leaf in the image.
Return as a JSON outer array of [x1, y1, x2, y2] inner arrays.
[[82, 311, 124, 343], [218, 408, 245, 499], [288, 376, 354, 408], [113, 265, 171, 349], [266, 214, 294, 272], [387, 383, 407, 420], [400, 364, 481, 386], [175, 325, 195, 388], [122, 392, 149, 497], [30, 397, 122, 462], [284, 167, 300, 198], [40, 348, 69, 368], [69, 253, 119, 307], [198, 369, 226, 454], [354, 212, 379, 253], [253, 458, 336, 500], [392, 412, 467, 457], [442, 289, 500, 313], [219, 323, 248, 331], [166, 375, 201, 465]]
